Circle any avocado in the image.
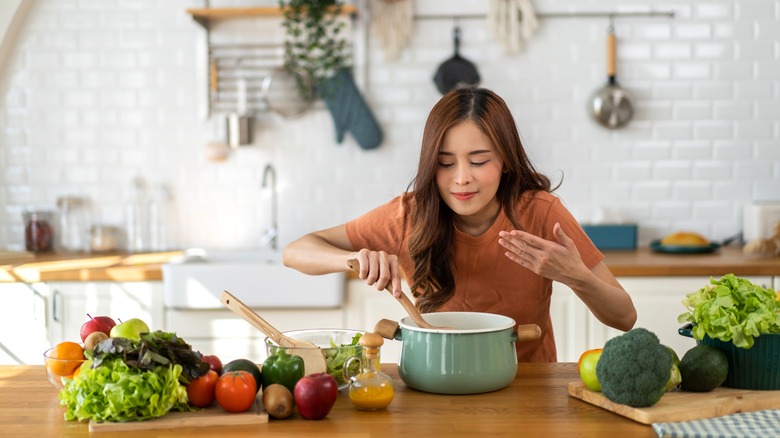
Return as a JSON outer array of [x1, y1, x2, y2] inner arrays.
[[679, 345, 728, 392]]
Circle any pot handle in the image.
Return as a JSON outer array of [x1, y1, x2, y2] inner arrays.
[[374, 319, 401, 341], [678, 323, 694, 338], [514, 324, 542, 343]]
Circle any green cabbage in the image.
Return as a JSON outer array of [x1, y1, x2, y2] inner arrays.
[[59, 358, 192, 423]]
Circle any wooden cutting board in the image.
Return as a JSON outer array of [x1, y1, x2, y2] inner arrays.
[[88, 397, 268, 432], [568, 381, 780, 425]]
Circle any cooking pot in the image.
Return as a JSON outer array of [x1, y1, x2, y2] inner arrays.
[[374, 312, 541, 394]]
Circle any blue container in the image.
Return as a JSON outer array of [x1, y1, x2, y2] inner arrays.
[[581, 224, 637, 250]]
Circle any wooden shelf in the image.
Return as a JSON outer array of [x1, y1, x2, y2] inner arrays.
[[186, 6, 358, 27]]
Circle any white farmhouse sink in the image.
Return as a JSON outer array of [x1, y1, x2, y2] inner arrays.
[[162, 249, 345, 309]]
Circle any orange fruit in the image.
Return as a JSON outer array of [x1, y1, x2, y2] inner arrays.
[[46, 341, 85, 377]]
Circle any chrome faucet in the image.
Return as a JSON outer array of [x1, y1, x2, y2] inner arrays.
[[260, 163, 278, 250]]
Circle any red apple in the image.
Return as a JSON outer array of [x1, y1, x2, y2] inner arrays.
[[201, 354, 223, 375], [293, 373, 338, 420], [79, 314, 117, 342]]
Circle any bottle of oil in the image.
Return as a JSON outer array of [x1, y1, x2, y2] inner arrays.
[[345, 333, 394, 411], [125, 176, 148, 252]]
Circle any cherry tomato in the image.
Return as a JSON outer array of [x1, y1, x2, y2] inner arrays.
[[215, 370, 257, 413], [186, 370, 219, 408]]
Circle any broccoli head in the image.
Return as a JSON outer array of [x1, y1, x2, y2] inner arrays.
[[595, 327, 672, 407]]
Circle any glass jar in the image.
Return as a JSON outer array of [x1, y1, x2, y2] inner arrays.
[[344, 333, 395, 411], [89, 225, 120, 253], [57, 196, 89, 253], [23, 210, 55, 253]]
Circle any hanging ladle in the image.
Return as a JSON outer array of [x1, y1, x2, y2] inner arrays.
[[346, 259, 453, 330], [220, 290, 327, 375]]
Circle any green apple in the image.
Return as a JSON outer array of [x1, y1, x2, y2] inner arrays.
[[110, 318, 150, 340], [578, 348, 603, 392]]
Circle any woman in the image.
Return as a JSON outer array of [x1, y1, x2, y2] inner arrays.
[[283, 86, 636, 362]]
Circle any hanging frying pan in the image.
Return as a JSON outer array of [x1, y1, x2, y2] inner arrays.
[[588, 23, 634, 129], [433, 24, 481, 94]]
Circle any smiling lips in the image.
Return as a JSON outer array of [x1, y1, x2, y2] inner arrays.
[[452, 192, 477, 201]]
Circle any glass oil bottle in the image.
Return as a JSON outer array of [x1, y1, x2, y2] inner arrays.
[[344, 332, 394, 411]]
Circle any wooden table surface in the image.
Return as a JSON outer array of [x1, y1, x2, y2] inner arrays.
[[0, 363, 657, 437]]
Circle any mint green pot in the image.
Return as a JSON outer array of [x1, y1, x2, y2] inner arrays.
[[392, 312, 518, 395]]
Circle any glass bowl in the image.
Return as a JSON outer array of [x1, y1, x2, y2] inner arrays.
[[265, 329, 364, 390], [43, 348, 87, 390]]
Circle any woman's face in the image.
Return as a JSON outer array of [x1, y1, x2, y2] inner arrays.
[[436, 120, 504, 232]]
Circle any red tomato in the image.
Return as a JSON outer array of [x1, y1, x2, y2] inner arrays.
[[186, 370, 219, 408], [215, 370, 257, 413]]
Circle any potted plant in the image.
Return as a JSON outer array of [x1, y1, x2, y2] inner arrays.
[[279, 0, 349, 102], [279, 0, 383, 150]]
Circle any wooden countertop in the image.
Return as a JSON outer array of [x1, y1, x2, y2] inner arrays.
[[0, 363, 657, 437], [0, 247, 777, 284], [0, 251, 183, 283], [603, 247, 780, 277]]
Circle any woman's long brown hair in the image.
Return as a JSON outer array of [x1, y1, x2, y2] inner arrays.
[[408, 86, 557, 313]]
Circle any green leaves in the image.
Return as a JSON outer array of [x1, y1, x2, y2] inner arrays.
[[90, 330, 210, 385], [279, 0, 350, 100], [678, 274, 780, 348], [324, 332, 362, 385], [59, 359, 193, 422]]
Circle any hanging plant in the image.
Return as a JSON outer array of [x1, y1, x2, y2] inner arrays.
[[279, 0, 351, 101]]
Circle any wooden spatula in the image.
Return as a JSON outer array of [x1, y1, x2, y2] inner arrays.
[[346, 259, 453, 330], [220, 290, 327, 375]]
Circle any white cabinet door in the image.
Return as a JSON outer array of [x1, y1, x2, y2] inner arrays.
[[164, 308, 346, 364], [550, 282, 589, 363], [46, 282, 164, 345], [0, 283, 48, 365]]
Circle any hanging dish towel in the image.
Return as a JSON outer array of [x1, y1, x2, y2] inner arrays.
[[371, 0, 414, 61], [487, 0, 539, 54], [319, 69, 383, 150], [652, 409, 780, 438]]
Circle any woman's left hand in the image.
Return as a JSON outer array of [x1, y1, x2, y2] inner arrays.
[[498, 222, 588, 283]]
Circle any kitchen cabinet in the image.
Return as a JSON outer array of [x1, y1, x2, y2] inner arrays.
[[0, 283, 48, 365], [45, 281, 164, 346], [164, 308, 346, 363], [552, 276, 775, 362]]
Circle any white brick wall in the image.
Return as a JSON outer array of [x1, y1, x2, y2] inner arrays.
[[0, 0, 778, 252]]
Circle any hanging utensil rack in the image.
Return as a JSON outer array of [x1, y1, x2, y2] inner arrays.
[[186, 5, 360, 119]]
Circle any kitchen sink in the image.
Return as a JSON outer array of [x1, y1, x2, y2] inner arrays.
[[162, 249, 345, 309]]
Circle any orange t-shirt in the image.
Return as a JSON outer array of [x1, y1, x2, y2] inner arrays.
[[345, 190, 604, 362]]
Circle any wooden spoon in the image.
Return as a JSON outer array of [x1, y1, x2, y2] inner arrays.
[[220, 290, 327, 375], [346, 259, 453, 330]]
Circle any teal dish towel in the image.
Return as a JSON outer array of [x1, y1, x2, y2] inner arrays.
[[319, 69, 383, 150], [652, 409, 780, 437]]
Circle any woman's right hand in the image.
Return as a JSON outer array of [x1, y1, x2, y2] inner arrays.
[[349, 249, 403, 298]]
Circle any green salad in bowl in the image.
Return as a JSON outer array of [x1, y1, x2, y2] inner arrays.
[[265, 329, 363, 390]]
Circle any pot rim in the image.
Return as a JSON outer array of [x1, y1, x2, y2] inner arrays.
[[398, 311, 516, 334]]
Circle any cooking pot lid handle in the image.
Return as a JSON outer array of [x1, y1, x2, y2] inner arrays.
[[374, 319, 400, 340]]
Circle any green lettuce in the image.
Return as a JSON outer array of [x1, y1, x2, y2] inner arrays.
[[325, 333, 362, 385], [678, 274, 780, 348], [59, 358, 192, 423]]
